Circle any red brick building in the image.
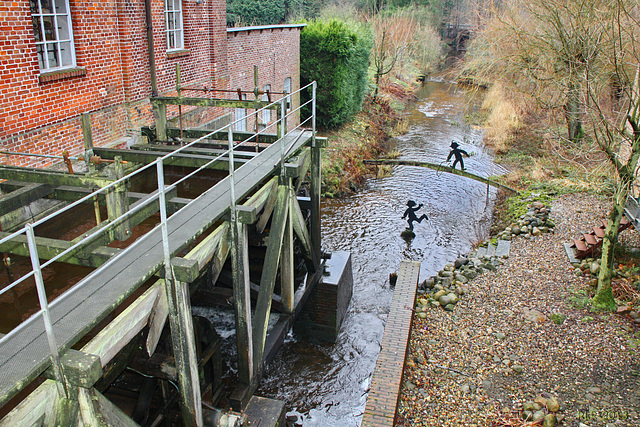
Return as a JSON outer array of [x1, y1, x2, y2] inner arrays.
[[0, 0, 303, 168]]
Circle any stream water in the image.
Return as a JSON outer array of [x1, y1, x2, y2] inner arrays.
[[0, 79, 504, 425], [256, 79, 508, 426]]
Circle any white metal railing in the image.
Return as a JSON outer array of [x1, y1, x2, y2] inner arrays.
[[0, 81, 317, 398]]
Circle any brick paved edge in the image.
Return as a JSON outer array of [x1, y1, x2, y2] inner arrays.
[[361, 260, 420, 427]]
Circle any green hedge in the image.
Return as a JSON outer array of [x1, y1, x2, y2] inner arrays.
[[227, 0, 286, 26], [300, 20, 373, 129]]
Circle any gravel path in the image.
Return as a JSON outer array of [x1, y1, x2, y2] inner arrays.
[[395, 193, 640, 426]]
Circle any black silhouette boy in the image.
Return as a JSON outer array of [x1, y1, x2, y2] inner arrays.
[[446, 141, 469, 170], [402, 200, 429, 231]]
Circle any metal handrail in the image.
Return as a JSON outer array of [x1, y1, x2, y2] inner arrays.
[[0, 83, 317, 393]]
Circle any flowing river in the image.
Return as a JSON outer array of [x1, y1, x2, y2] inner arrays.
[[256, 79, 508, 426]]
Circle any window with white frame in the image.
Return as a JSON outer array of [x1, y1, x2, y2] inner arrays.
[[30, 0, 76, 72], [164, 0, 184, 51], [261, 84, 271, 125], [235, 95, 247, 132], [284, 77, 292, 111]]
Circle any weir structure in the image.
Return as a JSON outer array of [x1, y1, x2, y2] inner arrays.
[[0, 82, 350, 426]]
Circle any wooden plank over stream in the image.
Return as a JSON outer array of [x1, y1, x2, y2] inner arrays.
[[362, 260, 420, 427], [0, 130, 312, 407]]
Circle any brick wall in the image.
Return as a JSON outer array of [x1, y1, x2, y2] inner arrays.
[[226, 25, 303, 132], [0, 0, 233, 168], [0, 2, 302, 169]]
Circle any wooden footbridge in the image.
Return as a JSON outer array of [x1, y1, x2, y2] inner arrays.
[[0, 82, 342, 426], [366, 159, 518, 193]]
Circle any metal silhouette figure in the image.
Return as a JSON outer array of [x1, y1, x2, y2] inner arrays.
[[446, 141, 469, 170], [402, 200, 429, 231]]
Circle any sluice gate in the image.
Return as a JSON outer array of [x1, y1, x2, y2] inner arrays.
[[0, 83, 352, 426]]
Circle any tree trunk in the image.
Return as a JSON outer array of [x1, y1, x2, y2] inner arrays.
[[596, 106, 640, 309], [565, 82, 584, 143], [373, 72, 380, 101], [594, 201, 624, 310]]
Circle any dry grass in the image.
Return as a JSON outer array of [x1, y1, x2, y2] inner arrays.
[[490, 412, 543, 426], [482, 83, 523, 154], [613, 279, 640, 306]]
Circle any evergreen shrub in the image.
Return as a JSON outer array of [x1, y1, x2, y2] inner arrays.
[[300, 19, 373, 128]]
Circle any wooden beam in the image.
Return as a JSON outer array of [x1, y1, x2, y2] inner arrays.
[[0, 165, 113, 188], [145, 282, 169, 357], [210, 228, 230, 286], [81, 388, 139, 427], [129, 143, 258, 158], [280, 184, 294, 314], [153, 96, 275, 111], [0, 380, 58, 426], [0, 183, 53, 217], [81, 283, 161, 367], [252, 184, 289, 375], [294, 148, 311, 192], [153, 102, 168, 142], [256, 177, 279, 234], [310, 135, 322, 263], [291, 195, 318, 271], [42, 349, 102, 388], [365, 159, 519, 193], [230, 220, 254, 386], [140, 127, 280, 144], [170, 257, 200, 283], [105, 157, 131, 241], [245, 177, 277, 217], [0, 231, 120, 268], [93, 147, 245, 169]]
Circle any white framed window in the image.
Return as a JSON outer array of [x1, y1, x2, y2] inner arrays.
[[235, 94, 247, 132], [164, 0, 184, 51], [262, 84, 271, 125], [284, 77, 292, 111], [30, 0, 76, 72]]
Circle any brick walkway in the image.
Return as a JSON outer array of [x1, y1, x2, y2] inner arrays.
[[361, 260, 420, 427]]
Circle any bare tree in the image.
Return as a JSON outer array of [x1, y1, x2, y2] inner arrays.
[[368, 10, 415, 101], [585, 0, 640, 308], [481, 0, 612, 143], [465, 0, 640, 309]]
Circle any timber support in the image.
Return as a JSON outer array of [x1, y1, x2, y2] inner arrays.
[[0, 81, 347, 426]]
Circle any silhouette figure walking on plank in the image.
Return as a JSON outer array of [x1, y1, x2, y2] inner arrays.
[[446, 141, 470, 170]]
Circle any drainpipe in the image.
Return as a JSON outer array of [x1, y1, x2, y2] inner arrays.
[[145, 0, 159, 97]]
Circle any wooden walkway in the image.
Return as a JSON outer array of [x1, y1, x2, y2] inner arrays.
[[362, 260, 420, 427], [0, 130, 312, 407]]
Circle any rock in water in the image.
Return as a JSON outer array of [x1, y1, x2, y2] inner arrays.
[[401, 229, 415, 240]]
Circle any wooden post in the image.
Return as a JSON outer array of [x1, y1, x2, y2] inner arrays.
[[105, 156, 131, 241], [153, 101, 168, 142], [310, 128, 322, 264], [280, 182, 294, 314], [277, 104, 282, 141], [252, 182, 289, 375], [230, 213, 254, 386], [81, 113, 95, 172], [163, 276, 203, 427]]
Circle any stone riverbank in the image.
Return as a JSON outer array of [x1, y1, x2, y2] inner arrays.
[[395, 193, 640, 427]]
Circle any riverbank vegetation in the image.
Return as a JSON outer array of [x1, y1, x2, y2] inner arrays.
[[461, 0, 640, 310], [225, 1, 451, 196], [296, 2, 447, 196]]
